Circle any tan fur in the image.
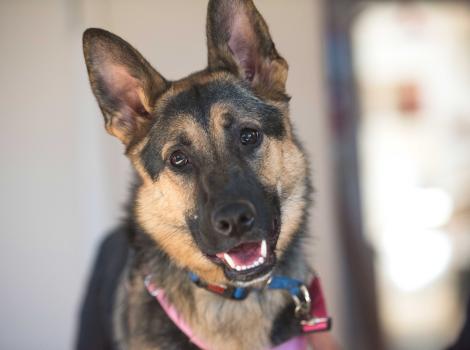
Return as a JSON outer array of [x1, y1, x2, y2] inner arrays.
[[255, 116, 308, 255], [277, 140, 308, 253], [132, 273, 293, 350], [184, 286, 290, 350], [209, 103, 232, 149]]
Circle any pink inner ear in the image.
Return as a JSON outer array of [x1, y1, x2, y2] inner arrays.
[[102, 64, 149, 118], [228, 8, 258, 82]]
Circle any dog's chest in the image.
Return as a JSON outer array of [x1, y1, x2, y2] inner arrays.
[[182, 288, 290, 350], [118, 276, 292, 350]]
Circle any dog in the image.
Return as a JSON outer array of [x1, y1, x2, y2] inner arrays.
[[77, 1, 332, 349]]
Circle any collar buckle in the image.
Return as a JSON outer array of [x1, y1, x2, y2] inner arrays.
[[292, 284, 311, 319]]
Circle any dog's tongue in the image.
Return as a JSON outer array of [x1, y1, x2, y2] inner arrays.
[[217, 242, 261, 266]]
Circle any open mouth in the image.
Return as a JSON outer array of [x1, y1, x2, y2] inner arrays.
[[210, 239, 276, 282], [216, 240, 268, 272]]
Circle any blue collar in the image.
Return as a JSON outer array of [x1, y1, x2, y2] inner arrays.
[[189, 272, 305, 300]]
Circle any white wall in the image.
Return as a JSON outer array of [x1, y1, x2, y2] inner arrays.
[[0, 1, 345, 348]]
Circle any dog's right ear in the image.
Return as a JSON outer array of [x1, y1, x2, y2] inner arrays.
[[83, 28, 168, 145], [206, 0, 288, 99]]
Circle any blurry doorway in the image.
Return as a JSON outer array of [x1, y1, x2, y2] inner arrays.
[[326, 1, 470, 350]]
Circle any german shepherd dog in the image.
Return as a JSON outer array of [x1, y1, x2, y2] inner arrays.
[[78, 1, 321, 349]]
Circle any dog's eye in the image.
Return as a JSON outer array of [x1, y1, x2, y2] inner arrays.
[[170, 150, 189, 168], [240, 128, 260, 146]]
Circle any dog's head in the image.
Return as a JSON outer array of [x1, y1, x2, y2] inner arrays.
[[83, 0, 308, 286]]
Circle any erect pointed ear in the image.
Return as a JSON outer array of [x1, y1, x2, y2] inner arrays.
[[83, 28, 168, 145], [206, 0, 288, 98]]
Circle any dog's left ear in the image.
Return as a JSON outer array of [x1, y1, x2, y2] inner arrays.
[[206, 0, 288, 98], [83, 28, 168, 145]]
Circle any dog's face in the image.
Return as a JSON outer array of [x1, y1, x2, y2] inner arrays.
[[83, 0, 308, 286]]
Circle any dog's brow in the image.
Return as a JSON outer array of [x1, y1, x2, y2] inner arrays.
[[222, 113, 234, 128], [176, 133, 192, 146]]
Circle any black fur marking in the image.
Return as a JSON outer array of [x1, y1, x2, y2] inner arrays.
[[76, 228, 130, 350], [270, 302, 302, 346], [140, 134, 166, 180], [161, 81, 285, 138]]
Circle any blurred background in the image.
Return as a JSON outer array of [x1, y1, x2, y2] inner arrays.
[[1, 0, 469, 349]]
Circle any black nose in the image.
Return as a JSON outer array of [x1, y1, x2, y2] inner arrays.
[[212, 201, 256, 237]]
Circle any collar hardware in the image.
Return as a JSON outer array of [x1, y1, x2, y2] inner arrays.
[[292, 284, 311, 319]]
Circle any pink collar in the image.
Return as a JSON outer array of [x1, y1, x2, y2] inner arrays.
[[144, 275, 331, 350]]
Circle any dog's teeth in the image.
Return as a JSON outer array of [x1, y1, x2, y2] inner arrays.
[[234, 261, 265, 272], [261, 240, 267, 258], [223, 253, 236, 269]]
